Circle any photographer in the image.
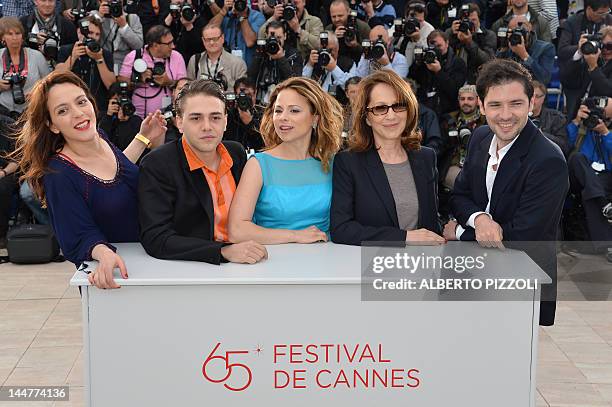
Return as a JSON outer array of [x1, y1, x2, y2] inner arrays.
[[566, 96, 612, 262], [495, 16, 555, 85], [391, 0, 434, 68], [187, 23, 247, 89], [95, 0, 144, 73], [118, 25, 187, 117], [137, 0, 171, 36], [248, 20, 302, 104], [0, 18, 51, 116], [351, 24, 409, 77], [258, 0, 324, 62], [425, 0, 458, 31], [56, 16, 116, 110], [559, 6, 612, 119], [61, 0, 98, 22], [303, 32, 352, 92], [326, 0, 370, 69], [99, 82, 143, 150], [356, 0, 396, 28], [210, 0, 265, 66], [408, 29, 466, 116], [490, 0, 552, 43], [163, 0, 206, 63], [163, 77, 190, 143], [531, 81, 570, 155], [223, 76, 265, 151], [446, 3, 495, 84], [20, 0, 78, 60], [439, 84, 485, 190]]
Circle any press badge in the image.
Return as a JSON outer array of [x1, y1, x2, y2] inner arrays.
[[448, 7, 457, 18], [161, 96, 172, 109], [427, 91, 437, 98], [592, 162, 605, 172], [231, 49, 243, 59]]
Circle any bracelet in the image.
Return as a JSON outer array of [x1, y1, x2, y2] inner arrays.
[[135, 133, 152, 148]]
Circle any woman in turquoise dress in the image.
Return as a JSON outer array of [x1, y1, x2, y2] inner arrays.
[[228, 77, 344, 244]]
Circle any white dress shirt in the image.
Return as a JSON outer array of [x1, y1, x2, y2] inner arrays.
[[456, 133, 521, 238], [302, 63, 353, 92]]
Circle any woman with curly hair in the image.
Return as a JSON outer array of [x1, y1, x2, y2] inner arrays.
[[228, 76, 343, 244], [330, 70, 444, 246]]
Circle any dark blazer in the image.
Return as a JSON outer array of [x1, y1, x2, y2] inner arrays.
[[138, 139, 247, 265], [450, 120, 569, 325], [330, 146, 441, 246], [20, 14, 78, 47]]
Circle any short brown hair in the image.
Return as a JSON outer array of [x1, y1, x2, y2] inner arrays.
[[0, 17, 25, 39], [84, 15, 103, 35], [350, 70, 421, 152], [174, 79, 226, 117], [260, 77, 343, 173], [476, 58, 534, 101]]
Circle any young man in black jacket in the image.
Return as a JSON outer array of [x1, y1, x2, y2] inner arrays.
[[138, 79, 267, 264]]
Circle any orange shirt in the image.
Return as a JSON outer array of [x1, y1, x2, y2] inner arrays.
[[182, 138, 236, 242]]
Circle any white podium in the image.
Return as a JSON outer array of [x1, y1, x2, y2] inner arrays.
[[71, 242, 549, 407]]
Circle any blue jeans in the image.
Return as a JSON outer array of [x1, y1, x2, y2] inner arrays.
[[19, 182, 49, 225]]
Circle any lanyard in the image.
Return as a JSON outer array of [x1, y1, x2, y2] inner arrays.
[[2, 48, 28, 77], [205, 53, 221, 79]]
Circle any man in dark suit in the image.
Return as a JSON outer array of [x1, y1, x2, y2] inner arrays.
[[138, 79, 267, 265], [445, 59, 569, 326]]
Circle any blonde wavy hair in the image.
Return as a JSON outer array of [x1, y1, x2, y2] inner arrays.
[[349, 70, 422, 152], [260, 77, 343, 173]]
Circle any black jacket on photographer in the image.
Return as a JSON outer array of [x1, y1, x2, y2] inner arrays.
[[445, 25, 495, 84], [162, 11, 207, 65], [532, 107, 570, 156], [137, 0, 171, 36], [325, 19, 370, 68], [558, 11, 612, 118], [408, 46, 466, 116], [223, 105, 264, 151], [247, 46, 302, 104], [20, 13, 78, 48], [57, 44, 114, 112], [490, 6, 552, 44], [418, 102, 443, 155], [99, 113, 143, 151], [425, 1, 458, 31]]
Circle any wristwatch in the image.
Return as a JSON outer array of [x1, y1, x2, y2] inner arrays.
[[239, 16, 246, 22], [96, 58, 104, 65], [135, 133, 152, 148]]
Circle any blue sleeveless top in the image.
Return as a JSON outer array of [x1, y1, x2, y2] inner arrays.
[[252, 152, 332, 232]]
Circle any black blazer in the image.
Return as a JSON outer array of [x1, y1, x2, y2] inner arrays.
[[20, 14, 78, 47], [330, 146, 441, 246], [138, 139, 247, 265], [450, 120, 569, 326]]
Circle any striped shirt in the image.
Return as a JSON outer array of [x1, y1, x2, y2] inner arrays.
[[182, 138, 236, 243], [528, 0, 560, 39]]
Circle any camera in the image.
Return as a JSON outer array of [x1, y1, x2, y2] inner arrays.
[[458, 5, 474, 34], [283, 1, 296, 21], [82, 38, 101, 53], [258, 33, 280, 55], [106, 0, 123, 18], [234, 0, 247, 13], [3, 73, 26, 105], [509, 22, 528, 46], [496, 27, 508, 48], [124, 0, 139, 14], [41, 31, 60, 60], [169, 3, 181, 18], [414, 45, 437, 64], [237, 91, 252, 111], [27, 33, 40, 49], [181, 4, 195, 20], [201, 72, 228, 90], [344, 10, 358, 43], [162, 103, 175, 125], [225, 92, 237, 109], [131, 58, 148, 83], [152, 61, 166, 76], [363, 35, 386, 60], [318, 32, 332, 66], [581, 32, 603, 56], [393, 16, 419, 38], [117, 82, 136, 116], [71, 8, 88, 20], [448, 125, 472, 140], [583, 96, 607, 130]]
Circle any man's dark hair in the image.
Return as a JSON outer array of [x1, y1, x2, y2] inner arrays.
[[476, 59, 534, 101], [145, 25, 171, 46], [427, 29, 449, 43], [585, 0, 611, 10], [175, 79, 226, 117], [468, 3, 481, 17], [345, 76, 362, 90], [406, 0, 427, 17], [234, 76, 256, 92], [266, 20, 286, 35]]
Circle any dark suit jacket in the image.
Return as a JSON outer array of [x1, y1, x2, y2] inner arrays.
[[138, 139, 247, 265], [450, 120, 569, 325], [20, 14, 78, 47], [330, 146, 441, 246]]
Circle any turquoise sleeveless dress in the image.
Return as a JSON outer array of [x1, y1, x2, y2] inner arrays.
[[252, 152, 332, 232]]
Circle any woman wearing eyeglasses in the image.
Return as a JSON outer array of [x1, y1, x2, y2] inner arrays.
[[330, 70, 444, 246]]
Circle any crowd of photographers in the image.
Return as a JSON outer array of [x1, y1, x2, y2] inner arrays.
[[0, 0, 610, 260]]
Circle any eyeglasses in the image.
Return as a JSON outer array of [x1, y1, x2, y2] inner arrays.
[[366, 103, 408, 116], [604, 43, 612, 51], [594, 8, 611, 15], [158, 39, 174, 46], [203, 34, 223, 43]]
